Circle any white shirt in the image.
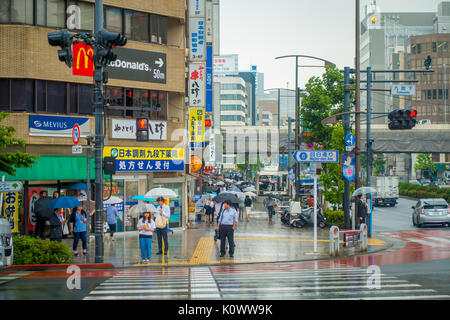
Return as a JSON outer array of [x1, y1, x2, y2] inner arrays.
[[137, 218, 156, 236], [155, 204, 171, 220]]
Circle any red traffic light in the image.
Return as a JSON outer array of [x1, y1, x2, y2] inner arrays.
[[138, 118, 148, 129], [409, 110, 417, 117], [205, 119, 211, 127]]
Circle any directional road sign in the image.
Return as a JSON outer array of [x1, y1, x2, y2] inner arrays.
[[391, 84, 416, 96], [0, 181, 23, 192], [293, 150, 339, 163], [345, 133, 355, 147]]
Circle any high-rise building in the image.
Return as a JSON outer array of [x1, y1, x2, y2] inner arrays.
[[216, 76, 248, 126]]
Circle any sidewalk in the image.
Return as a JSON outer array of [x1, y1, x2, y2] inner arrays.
[[64, 200, 391, 267]]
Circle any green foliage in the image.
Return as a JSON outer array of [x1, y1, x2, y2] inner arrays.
[[0, 112, 38, 175], [414, 153, 435, 172], [399, 183, 450, 202], [13, 236, 72, 265], [323, 210, 344, 227]]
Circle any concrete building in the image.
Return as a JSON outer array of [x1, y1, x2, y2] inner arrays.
[[258, 99, 278, 126], [0, 0, 187, 234], [215, 76, 248, 126]]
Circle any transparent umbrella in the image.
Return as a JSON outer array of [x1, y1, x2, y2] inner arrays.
[[352, 187, 377, 197], [128, 203, 157, 218], [103, 196, 123, 205], [145, 187, 177, 199]]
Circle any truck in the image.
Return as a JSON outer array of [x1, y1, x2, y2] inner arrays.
[[371, 176, 399, 207]]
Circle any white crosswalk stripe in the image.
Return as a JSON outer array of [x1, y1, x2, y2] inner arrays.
[[0, 271, 32, 285]]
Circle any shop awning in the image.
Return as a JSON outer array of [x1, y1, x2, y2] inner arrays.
[[0, 155, 101, 181]]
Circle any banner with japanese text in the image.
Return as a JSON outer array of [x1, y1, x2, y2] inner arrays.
[[189, 108, 205, 148], [189, 63, 206, 107], [2, 192, 19, 233]]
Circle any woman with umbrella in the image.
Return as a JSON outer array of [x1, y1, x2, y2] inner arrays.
[[244, 195, 252, 222], [69, 206, 88, 256], [137, 210, 156, 264]]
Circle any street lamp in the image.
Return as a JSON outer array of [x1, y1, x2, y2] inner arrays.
[[275, 54, 336, 200]]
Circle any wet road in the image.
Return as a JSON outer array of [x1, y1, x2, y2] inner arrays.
[[1, 197, 449, 300]]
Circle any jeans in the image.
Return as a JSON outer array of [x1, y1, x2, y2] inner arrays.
[[268, 206, 275, 218], [156, 227, 168, 253], [139, 237, 152, 259], [73, 231, 87, 251]]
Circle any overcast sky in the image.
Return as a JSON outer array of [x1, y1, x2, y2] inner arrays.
[[220, 0, 443, 91]]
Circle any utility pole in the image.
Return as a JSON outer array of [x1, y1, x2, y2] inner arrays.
[[295, 56, 300, 200], [366, 66, 373, 189], [445, 64, 447, 124], [355, 0, 362, 190], [343, 67, 351, 229]]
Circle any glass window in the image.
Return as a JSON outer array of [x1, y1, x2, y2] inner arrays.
[[11, 0, 33, 24], [411, 44, 416, 54], [47, 81, 65, 113], [150, 14, 158, 43], [105, 6, 122, 33], [78, 1, 93, 31], [0, 79, 9, 110], [432, 42, 437, 52], [0, 1, 9, 23], [69, 83, 78, 113], [125, 88, 133, 117], [11, 79, 33, 111], [36, 80, 46, 112], [439, 89, 443, 100], [433, 89, 437, 100], [36, 0, 46, 25], [125, 10, 149, 42], [158, 15, 167, 45], [105, 86, 124, 117], [47, 0, 65, 28], [417, 43, 421, 54], [78, 84, 92, 114]]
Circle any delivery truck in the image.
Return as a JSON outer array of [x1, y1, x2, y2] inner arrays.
[[371, 176, 399, 207]]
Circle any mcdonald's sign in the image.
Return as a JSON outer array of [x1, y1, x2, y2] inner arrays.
[[72, 42, 94, 77]]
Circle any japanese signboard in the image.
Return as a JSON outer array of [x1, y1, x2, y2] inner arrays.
[[189, 63, 206, 107], [29, 115, 90, 138], [213, 54, 239, 76], [103, 146, 185, 172], [190, 0, 205, 17], [111, 119, 167, 140], [206, 45, 213, 112], [28, 188, 41, 232], [2, 192, 19, 233], [189, 18, 206, 60], [205, 0, 213, 45], [189, 108, 205, 148]]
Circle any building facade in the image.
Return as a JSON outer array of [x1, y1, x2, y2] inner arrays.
[[215, 76, 248, 127], [0, 0, 187, 234]]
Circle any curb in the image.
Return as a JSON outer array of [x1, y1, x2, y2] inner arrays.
[[4, 263, 115, 271]]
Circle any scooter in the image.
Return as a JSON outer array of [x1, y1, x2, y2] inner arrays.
[[299, 206, 328, 229], [280, 207, 290, 225]]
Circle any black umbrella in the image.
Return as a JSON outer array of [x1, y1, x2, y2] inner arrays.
[[213, 193, 240, 204], [33, 196, 54, 220], [268, 194, 283, 200]]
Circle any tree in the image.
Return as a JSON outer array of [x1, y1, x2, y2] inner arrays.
[[0, 112, 38, 175], [414, 153, 435, 172]]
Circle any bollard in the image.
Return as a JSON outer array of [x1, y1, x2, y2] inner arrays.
[[329, 226, 340, 256], [360, 223, 368, 252]]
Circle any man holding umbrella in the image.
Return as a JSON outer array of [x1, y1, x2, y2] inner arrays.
[[34, 190, 52, 239], [155, 197, 170, 255]]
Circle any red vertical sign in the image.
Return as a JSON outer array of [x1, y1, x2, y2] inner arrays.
[[72, 42, 94, 77]]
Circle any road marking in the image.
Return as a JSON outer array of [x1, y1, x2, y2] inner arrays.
[[189, 237, 215, 265], [425, 236, 450, 245], [191, 267, 220, 299], [219, 284, 422, 292], [327, 295, 450, 300], [405, 238, 446, 247]]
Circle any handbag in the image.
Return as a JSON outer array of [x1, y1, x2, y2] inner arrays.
[[155, 214, 167, 229], [62, 223, 69, 236]]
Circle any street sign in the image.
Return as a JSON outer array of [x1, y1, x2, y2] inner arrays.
[[0, 181, 23, 192], [293, 150, 339, 163], [345, 133, 355, 147], [72, 145, 83, 154], [72, 123, 80, 145], [345, 145, 355, 152], [391, 84, 416, 96]]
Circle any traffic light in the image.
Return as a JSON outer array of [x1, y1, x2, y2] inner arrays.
[[424, 55, 432, 70], [48, 29, 73, 67], [103, 157, 116, 175], [388, 109, 417, 130], [136, 118, 149, 141], [96, 29, 127, 66]]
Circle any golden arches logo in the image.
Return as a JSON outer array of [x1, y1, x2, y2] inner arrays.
[[76, 46, 94, 70]]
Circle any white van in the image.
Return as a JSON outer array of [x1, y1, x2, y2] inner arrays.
[[0, 217, 13, 268]]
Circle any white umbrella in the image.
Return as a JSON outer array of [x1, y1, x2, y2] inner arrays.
[[225, 178, 233, 183], [103, 196, 123, 205], [244, 191, 257, 197], [243, 186, 256, 192], [128, 203, 157, 218], [216, 181, 225, 186], [145, 187, 178, 199], [352, 187, 377, 197]]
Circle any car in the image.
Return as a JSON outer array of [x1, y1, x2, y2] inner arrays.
[[431, 180, 450, 188], [419, 178, 431, 186], [408, 180, 421, 185], [412, 198, 450, 228], [0, 216, 13, 269]]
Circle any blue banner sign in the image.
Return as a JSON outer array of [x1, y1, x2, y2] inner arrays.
[[29, 115, 90, 137]]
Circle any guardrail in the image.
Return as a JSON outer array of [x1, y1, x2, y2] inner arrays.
[[329, 224, 368, 256]]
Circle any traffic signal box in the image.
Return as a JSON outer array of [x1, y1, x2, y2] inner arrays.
[[388, 109, 417, 130], [136, 118, 149, 141]]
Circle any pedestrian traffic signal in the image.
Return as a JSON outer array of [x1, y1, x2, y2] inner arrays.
[[388, 109, 417, 130], [136, 118, 149, 141], [96, 29, 127, 66], [48, 29, 73, 67]]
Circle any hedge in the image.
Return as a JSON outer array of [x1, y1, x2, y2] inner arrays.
[[13, 236, 73, 265], [323, 210, 344, 228], [399, 182, 450, 202]]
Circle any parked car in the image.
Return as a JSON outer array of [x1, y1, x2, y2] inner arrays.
[[0, 216, 13, 269], [419, 178, 431, 186], [412, 198, 450, 228], [408, 180, 421, 185], [431, 180, 450, 188]]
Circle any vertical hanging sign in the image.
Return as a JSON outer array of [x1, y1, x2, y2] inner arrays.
[[189, 108, 205, 148], [189, 63, 206, 107], [206, 45, 213, 112]]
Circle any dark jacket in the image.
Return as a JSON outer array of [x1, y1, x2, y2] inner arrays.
[[357, 199, 368, 219], [244, 197, 252, 207], [49, 212, 63, 240]]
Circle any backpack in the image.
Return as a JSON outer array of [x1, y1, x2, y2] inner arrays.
[[155, 214, 167, 229]]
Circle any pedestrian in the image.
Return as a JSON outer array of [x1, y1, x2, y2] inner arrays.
[[204, 196, 214, 225], [244, 195, 252, 222], [53, 191, 59, 199], [265, 195, 275, 222], [216, 200, 238, 258], [106, 204, 122, 241], [34, 190, 50, 240], [357, 194, 368, 228], [49, 208, 63, 242], [69, 206, 88, 256], [137, 211, 156, 264], [155, 197, 170, 255]]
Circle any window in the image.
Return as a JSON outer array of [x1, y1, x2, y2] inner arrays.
[[11, 0, 33, 24], [105, 86, 124, 117], [105, 6, 122, 33], [11, 79, 33, 111], [433, 89, 437, 100], [46, 0, 65, 28], [427, 90, 431, 100], [36, 0, 46, 25], [411, 44, 416, 54], [36, 80, 46, 112], [68, 1, 93, 31], [150, 14, 167, 45], [446, 153, 450, 162], [432, 42, 437, 52], [150, 90, 167, 120], [0, 79, 9, 110], [439, 89, 443, 100], [125, 10, 149, 42], [432, 153, 440, 162], [417, 43, 421, 54], [78, 84, 92, 114], [158, 15, 167, 45], [150, 14, 158, 43], [69, 83, 78, 114], [46, 81, 65, 113]]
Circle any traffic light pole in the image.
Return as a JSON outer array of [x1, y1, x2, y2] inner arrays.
[[343, 67, 351, 230], [366, 66, 372, 189], [94, 0, 105, 263]]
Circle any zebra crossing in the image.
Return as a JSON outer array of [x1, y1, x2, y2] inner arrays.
[[0, 271, 32, 285], [83, 266, 450, 300]]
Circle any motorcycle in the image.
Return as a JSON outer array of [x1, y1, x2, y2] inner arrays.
[[291, 206, 328, 229], [280, 207, 290, 225]]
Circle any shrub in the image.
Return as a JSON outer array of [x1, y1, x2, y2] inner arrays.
[[323, 210, 344, 228], [13, 236, 72, 265]]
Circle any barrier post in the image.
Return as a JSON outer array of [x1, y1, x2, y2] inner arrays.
[[329, 226, 340, 256], [360, 223, 368, 252]]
